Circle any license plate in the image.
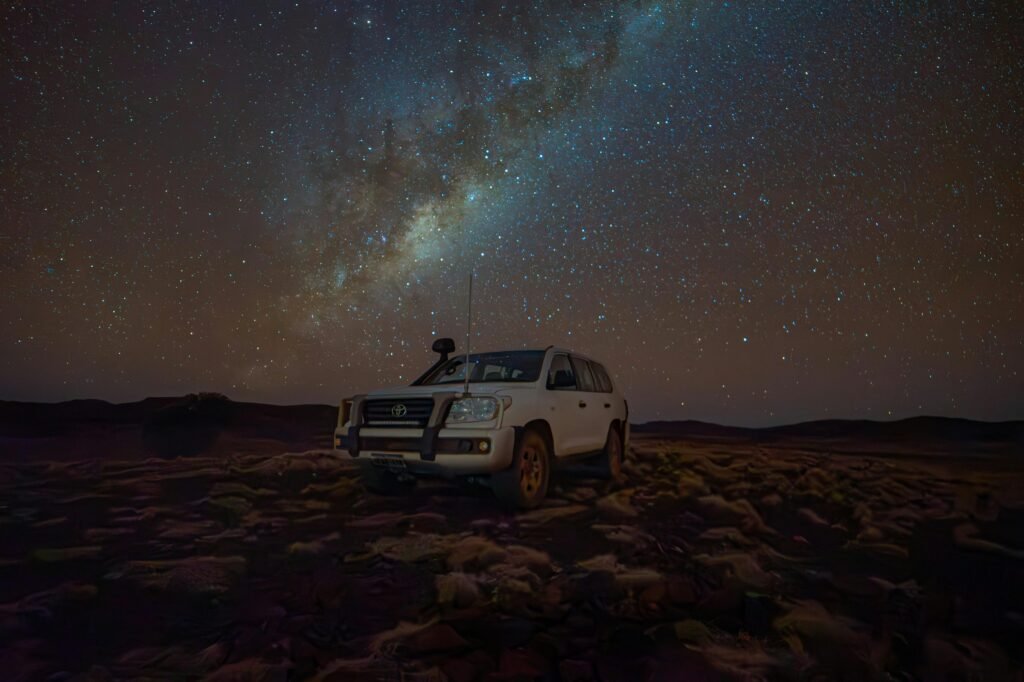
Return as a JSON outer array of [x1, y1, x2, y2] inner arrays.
[[370, 454, 407, 472]]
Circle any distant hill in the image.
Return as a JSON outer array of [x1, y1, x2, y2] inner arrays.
[[633, 416, 1024, 455], [0, 395, 336, 461]]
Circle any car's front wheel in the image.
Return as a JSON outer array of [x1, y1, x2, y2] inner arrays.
[[492, 427, 551, 509]]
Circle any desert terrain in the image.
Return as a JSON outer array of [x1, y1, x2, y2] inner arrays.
[[0, 396, 1022, 681]]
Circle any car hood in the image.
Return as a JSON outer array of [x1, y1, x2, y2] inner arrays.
[[365, 383, 538, 398]]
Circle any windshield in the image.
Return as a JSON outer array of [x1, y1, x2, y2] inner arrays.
[[420, 350, 545, 385]]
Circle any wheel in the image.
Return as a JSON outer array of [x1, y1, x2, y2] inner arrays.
[[595, 424, 624, 481], [492, 427, 551, 509], [361, 466, 415, 495]]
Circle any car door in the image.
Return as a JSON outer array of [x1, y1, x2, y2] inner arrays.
[[544, 353, 590, 455], [570, 356, 608, 452]]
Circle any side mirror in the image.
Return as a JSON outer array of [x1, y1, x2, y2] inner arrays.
[[432, 337, 456, 359]]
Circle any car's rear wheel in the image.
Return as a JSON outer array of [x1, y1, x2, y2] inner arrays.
[[595, 424, 624, 481], [492, 427, 550, 509], [361, 466, 415, 495]]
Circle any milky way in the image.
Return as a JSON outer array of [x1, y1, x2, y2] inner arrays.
[[2, 1, 1022, 424]]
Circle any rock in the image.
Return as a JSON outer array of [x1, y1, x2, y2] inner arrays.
[[30, 546, 102, 563], [593, 524, 655, 547], [300, 478, 357, 499], [564, 486, 598, 502], [695, 553, 777, 591], [369, 619, 470, 659], [699, 642, 780, 679], [857, 526, 885, 542], [696, 496, 769, 534], [774, 599, 871, 651], [504, 545, 552, 574], [83, 527, 134, 541], [445, 535, 551, 575], [844, 540, 909, 559], [288, 532, 340, 555], [699, 526, 755, 546], [436, 572, 481, 608], [674, 619, 713, 643], [798, 507, 830, 527], [209, 481, 275, 499], [578, 554, 663, 589], [347, 512, 405, 529], [559, 659, 595, 681], [403, 512, 448, 527], [596, 490, 638, 517], [199, 657, 290, 682], [447, 536, 508, 570], [516, 505, 588, 524], [953, 523, 1024, 559], [207, 495, 252, 523], [405, 623, 470, 654], [677, 472, 709, 498]]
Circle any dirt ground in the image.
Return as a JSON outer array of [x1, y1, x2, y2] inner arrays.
[[0, 435, 1022, 681]]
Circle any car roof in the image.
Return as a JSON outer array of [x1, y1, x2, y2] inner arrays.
[[459, 347, 604, 363], [547, 347, 603, 363]]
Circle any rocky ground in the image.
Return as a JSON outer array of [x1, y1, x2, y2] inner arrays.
[[0, 436, 1022, 681]]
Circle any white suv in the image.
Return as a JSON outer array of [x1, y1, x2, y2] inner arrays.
[[334, 340, 629, 508]]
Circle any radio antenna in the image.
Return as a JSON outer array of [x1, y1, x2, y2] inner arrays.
[[463, 272, 473, 396]]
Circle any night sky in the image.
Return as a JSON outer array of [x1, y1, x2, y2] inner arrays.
[[2, 1, 1021, 425]]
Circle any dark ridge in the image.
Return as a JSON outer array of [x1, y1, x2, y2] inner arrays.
[[0, 396, 336, 461], [633, 416, 1024, 454]]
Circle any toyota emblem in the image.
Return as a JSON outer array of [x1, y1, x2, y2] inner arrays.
[[391, 403, 407, 418]]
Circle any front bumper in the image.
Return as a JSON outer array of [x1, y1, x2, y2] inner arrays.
[[334, 425, 516, 476]]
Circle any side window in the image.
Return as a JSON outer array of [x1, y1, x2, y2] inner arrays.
[[546, 354, 577, 390], [592, 363, 613, 393], [571, 356, 596, 392]]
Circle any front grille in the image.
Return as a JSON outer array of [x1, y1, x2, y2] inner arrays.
[[363, 397, 434, 427]]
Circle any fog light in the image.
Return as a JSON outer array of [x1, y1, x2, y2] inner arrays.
[[478, 439, 489, 453]]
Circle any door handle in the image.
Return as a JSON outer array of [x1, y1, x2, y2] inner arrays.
[[578, 400, 587, 408]]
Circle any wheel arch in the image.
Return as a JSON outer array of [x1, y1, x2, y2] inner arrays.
[[608, 418, 626, 456], [516, 419, 556, 458]]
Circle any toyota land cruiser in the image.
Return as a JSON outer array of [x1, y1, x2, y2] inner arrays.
[[334, 339, 629, 508]]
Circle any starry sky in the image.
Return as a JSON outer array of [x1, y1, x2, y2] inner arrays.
[[2, 1, 1022, 425]]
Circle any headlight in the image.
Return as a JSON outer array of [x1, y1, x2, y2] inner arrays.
[[446, 397, 498, 424]]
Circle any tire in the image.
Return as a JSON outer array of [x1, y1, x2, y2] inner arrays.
[[361, 466, 415, 495], [492, 427, 551, 509], [595, 424, 624, 481]]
